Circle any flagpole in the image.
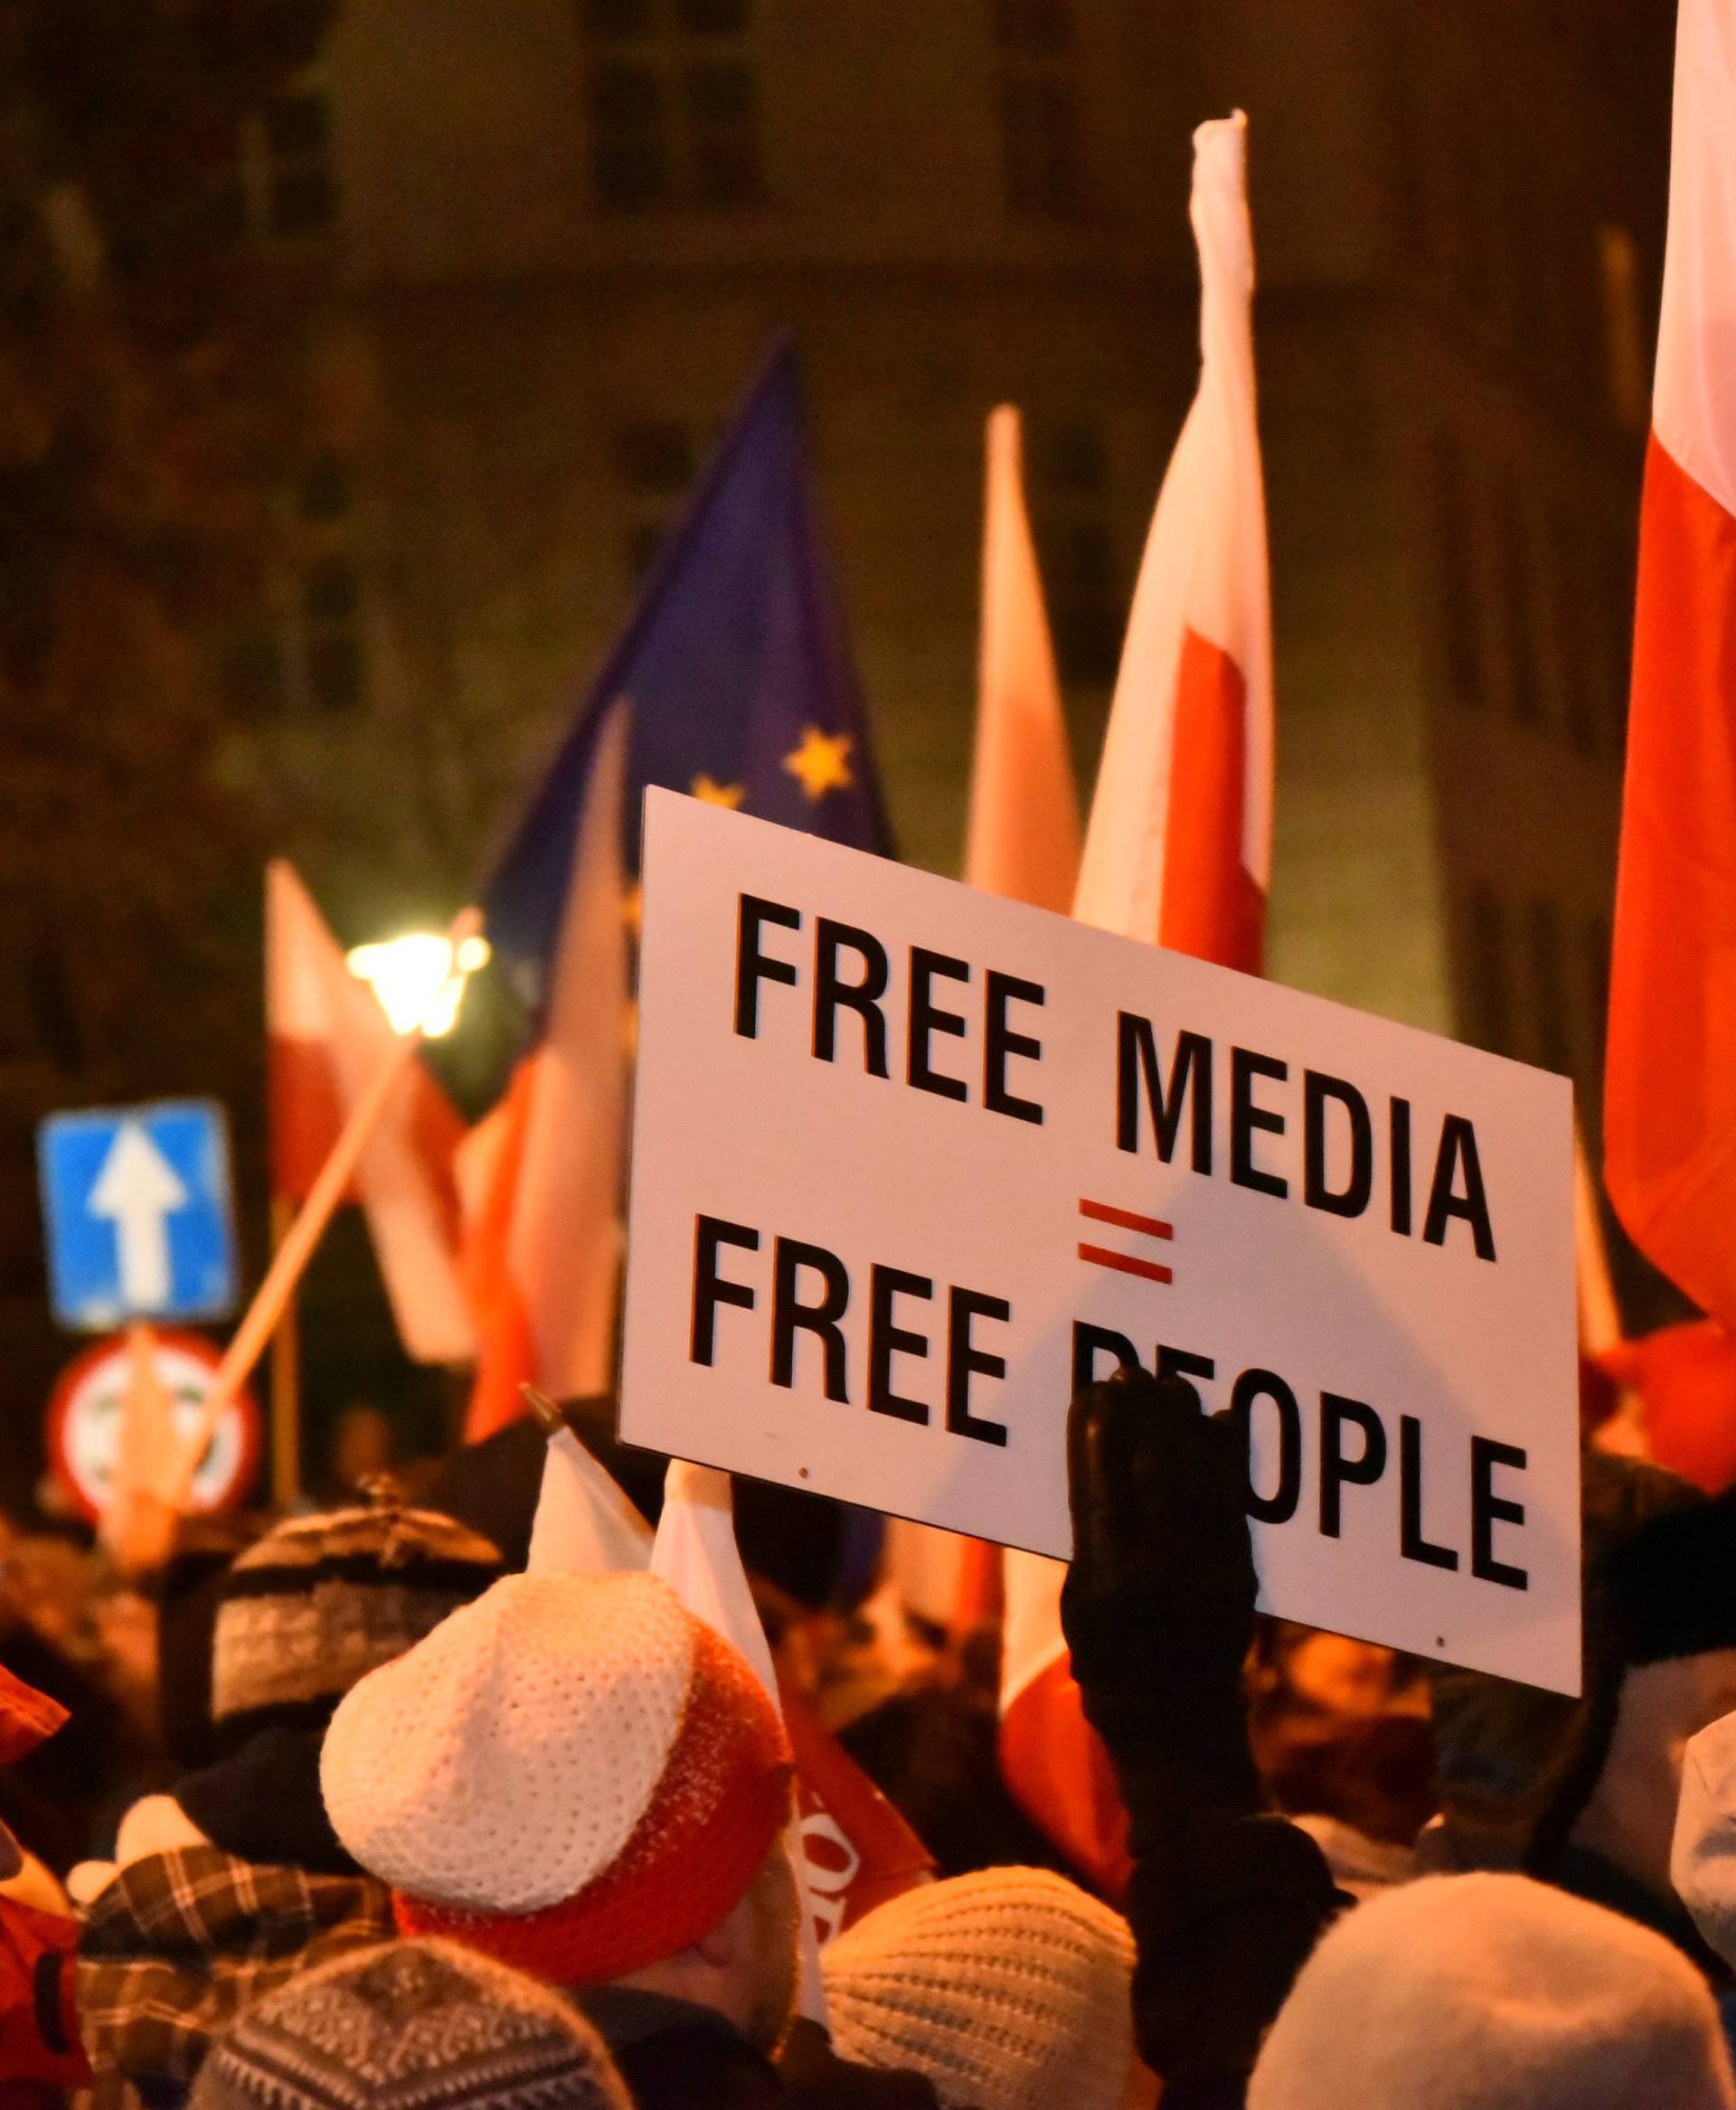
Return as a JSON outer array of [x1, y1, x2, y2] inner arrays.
[[166, 906, 486, 1512], [269, 1192, 302, 1509]]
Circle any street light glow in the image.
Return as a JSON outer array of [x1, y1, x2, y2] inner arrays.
[[346, 931, 491, 1036]]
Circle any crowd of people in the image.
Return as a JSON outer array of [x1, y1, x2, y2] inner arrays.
[[5, 1367, 1736, 2109]]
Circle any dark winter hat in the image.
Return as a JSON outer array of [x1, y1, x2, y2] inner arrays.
[[211, 1493, 503, 1747], [188, 1938, 631, 2110], [1429, 1454, 1736, 1870]]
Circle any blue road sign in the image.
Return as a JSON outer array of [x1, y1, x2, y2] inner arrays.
[[37, 1100, 239, 1332]]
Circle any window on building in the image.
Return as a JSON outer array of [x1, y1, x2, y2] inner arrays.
[[1464, 881, 1514, 1057], [1597, 225, 1650, 433], [1581, 909, 1613, 1076], [995, 1, 1082, 219], [1495, 482, 1543, 724], [1600, 534, 1635, 745], [225, 455, 367, 718], [1431, 435, 1483, 705], [226, 87, 337, 240], [618, 418, 699, 582], [580, 0, 763, 212], [1553, 517, 1597, 755], [1526, 897, 1573, 1074], [1036, 419, 1119, 684]]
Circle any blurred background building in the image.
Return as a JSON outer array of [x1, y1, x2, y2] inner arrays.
[[0, 0, 1681, 1489]]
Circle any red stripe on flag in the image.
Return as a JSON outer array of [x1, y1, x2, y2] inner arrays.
[[1606, 435, 1736, 1329], [999, 1654, 1132, 1897], [1161, 627, 1266, 975]]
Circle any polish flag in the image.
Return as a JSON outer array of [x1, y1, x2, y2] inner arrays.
[[651, 1462, 933, 2024], [999, 113, 1270, 1896], [889, 405, 1080, 1640], [965, 404, 1083, 911], [1071, 111, 1272, 963], [1604, 0, 1736, 1332], [266, 862, 474, 1366], [462, 704, 630, 1441]]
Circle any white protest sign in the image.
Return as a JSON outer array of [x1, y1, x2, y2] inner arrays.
[[620, 791, 1581, 1695]]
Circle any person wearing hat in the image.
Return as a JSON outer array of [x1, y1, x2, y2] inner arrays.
[[1057, 1367, 1340, 2108], [1247, 1870, 1736, 2110], [0, 1664, 90, 2105], [188, 1938, 633, 2110], [77, 1495, 504, 2110], [821, 1866, 1138, 2110], [322, 1569, 937, 2108], [1425, 1453, 1736, 1992]]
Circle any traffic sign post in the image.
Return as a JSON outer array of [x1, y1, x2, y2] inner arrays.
[[46, 1329, 261, 1521], [37, 1101, 239, 1333]]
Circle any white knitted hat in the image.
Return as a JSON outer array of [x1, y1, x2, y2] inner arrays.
[[1675, 1705, 1736, 1967], [320, 1571, 792, 1986], [1248, 1872, 1736, 2110], [821, 1868, 1136, 2110]]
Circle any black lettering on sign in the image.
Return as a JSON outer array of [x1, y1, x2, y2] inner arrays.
[[769, 1238, 851, 1402], [1156, 1344, 1216, 1389], [1471, 1437, 1529, 1589], [908, 949, 971, 1102], [868, 1266, 933, 1423], [1400, 1415, 1458, 1570], [1072, 1322, 1140, 1392], [1390, 1097, 1413, 1237], [1116, 1017, 1212, 1172], [1231, 1048, 1289, 1199], [946, 1288, 1010, 1446], [691, 1215, 760, 1365], [1304, 1071, 1373, 1220], [814, 919, 890, 1077], [1231, 1369, 1302, 1525], [1319, 1393, 1387, 1537], [1423, 1116, 1497, 1261], [734, 896, 800, 1038], [984, 972, 1046, 1125]]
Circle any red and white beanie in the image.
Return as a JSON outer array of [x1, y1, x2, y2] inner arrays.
[[320, 1571, 793, 1986]]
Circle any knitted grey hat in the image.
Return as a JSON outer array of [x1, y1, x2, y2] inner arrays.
[[188, 1940, 631, 2110], [212, 1495, 503, 1744]]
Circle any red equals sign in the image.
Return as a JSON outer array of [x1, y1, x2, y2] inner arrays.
[[1078, 1198, 1175, 1286]]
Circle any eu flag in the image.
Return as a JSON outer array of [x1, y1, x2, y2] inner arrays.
[[485, 340, 892, 1012]]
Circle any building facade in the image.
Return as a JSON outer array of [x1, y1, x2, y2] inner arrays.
[[232, 0, 1674, 1150]]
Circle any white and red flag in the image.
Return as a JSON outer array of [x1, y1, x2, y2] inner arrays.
[[1072, 111, 1273, 965], [888, 403, 1080, 1638], [1604, 0, 1736, 1331], [461, 704, 631, 1441], [266, 861, 474, 1366], [1000, 112, 1271, 1895]]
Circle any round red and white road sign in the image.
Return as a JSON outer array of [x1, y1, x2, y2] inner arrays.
[[46, 1330, 261, 1522]]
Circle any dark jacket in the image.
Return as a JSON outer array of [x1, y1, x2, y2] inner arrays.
[[573, 1988, 941, 2110], [1060, 1371, 1341, 2110]]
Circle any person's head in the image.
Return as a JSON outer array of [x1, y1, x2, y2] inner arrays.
[[188, 1938, 631, 2110], [1670, 1704, 1736, 1966], [322, 1571, 797, 2049], [1430, 1455, 1736, 1900], [207, 1495, 505, 1754], [1247, 1872, 1735, 2110], [1564, 1480, 1736, 1898], [822, 1867, 1137, 2110]]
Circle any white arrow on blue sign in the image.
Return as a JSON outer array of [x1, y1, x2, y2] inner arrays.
[[37, 1100, 239, 1332]]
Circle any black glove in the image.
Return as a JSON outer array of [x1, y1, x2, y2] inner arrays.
[[1061, 1363, 1261, 1805]]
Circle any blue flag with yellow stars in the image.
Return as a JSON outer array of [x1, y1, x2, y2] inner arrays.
[[484, 338, 892, 1013]]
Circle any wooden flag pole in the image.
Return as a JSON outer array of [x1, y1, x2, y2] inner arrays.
[[269, 1192, 302, 1509], [167, 905, 486, 1512]]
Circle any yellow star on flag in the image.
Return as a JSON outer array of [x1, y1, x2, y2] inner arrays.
[[691, 774, 747, 809], [783, 726, 855, 803]]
